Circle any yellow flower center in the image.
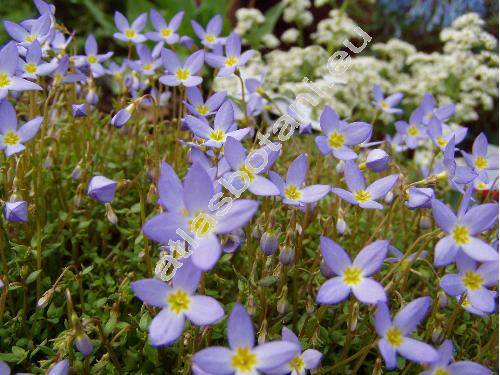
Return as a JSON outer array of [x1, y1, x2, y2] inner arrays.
[[87, 55, 98, 64], [231, 347, 257, 373], [462, 271, 484, 291], [408, 125, 419, 136], [0, 73, 11, 88], [196, 104, 209, 115], [452, 225, 469, 245], [354, 190, 371, 203], [342, 266, 363, 286], [380, 101, 389, 109], [143, 63, 153, 71], [434, 368, 450, 375], [290, 355, 305, 372], [167, 290, 190, 314], [436, 136, 448, 148], [474, 156, 488, 170], [426, 112, 433, 119], [175, 68, 190, 81], [385, 327, 404, 347], [285, 185, 302, 201], [160, 28, 173, 38], [189, 212, 216, 237], [24, 63, 38, 74], [209, 129, 226, 142], [24, 34, 37, 43], [204, 34, 216, 43], [3, 131, 19, 146], [124, 29, 136, 38], [328, 131, 345, 149], [476, 182, 488, 190], [224, 55, 239, 67], [240, 164, 255, 183]]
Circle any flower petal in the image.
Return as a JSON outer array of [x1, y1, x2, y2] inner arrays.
[[131, 278, 170, 307], [186, 295, 224, 326], [316, 276, 351, 304], [228, 303, 254, 350], [149, 309, 185, 346], [320, 236, 351, 274], [394, 297, 431, 335]]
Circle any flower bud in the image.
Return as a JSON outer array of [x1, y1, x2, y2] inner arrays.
[[406, 187, 434, 209], [336, 217, 347, 235], [72, 103, 87, 118], [105, 203, 118, 225], [74, 333, 93, 357], [71, 164, 84, 180], [252, 224, 263, 240], [37, 288, 54, 309], [279, 245, 295, 265], [419, 215, 432, 229], [260, 231, 278, 256], [366, 149, 390, 172], [384, 191, 394, 204], [4, 200, 28, 223], [438, 291, 448, 309], [87, 175, 117, 203], [48, 359, 69, 375], [110, 104, 134, 128], [85, 89, 98, 106], [336, 160, 345, 174], [306, 294, 315, 314], [431, 327, 443, 343]]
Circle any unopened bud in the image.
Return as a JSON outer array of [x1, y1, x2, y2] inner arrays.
[[279, 245, 295, 265], [306, 294, 315, 314], [384, 191, 394, 204], [260, 231, 278, 256], [336, 160, 345, 174], [71, 164, 84, 180], [37, 288, 54, 308], [105, 203, 118, 225], [420, 215, 432, 229], [438, 291, 448, 309], [336, 217, 347, 235]]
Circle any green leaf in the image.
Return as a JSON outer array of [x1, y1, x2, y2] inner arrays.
[[245, 3, 285, 49], [25, 270, 42, 284]]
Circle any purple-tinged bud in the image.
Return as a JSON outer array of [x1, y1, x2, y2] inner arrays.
[[222, 229, 246, 253], [111, 103, 135, 128], [87, 176, 117, 203], [252, 225, 263, 240], [260, 231, 278, 256], [384, 191, 394, 204], [72, 103, 87, 118], [71, 164, 84, 180], [74, 333, 93, 357], [336, 217, 347, 235], [431, 328, 443, 344], [336, 160, 345, 174], [406, 187, 435, 209], [438, 291, 448, 309], [4, 201, 28, 223], [180, 36, 194, 49], [85, 89, 98, 106], [320, 260, 335, 278], [419, 215, 432, 230], [279, 245, 295, 265], [48, 359, 69, 375], [365, 149, 390, 172]]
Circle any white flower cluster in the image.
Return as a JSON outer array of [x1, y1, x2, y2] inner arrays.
[[311, 9, 359, 49], [281, 28, 300, 44], [243, 11, 497, 126], [282, 0, 314, 27], [234, 8, 265, 36]]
